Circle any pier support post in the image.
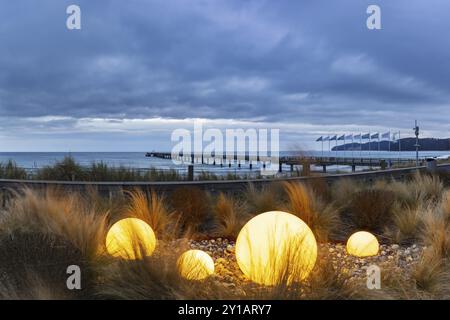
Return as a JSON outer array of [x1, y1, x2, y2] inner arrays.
[[352, 165, 356, 173], [322, 165, 327, 173], [188, 165, 194, 181], [301, 161, 310, 176], [249, 163, 253, 170], [279, 162, 282, 173]]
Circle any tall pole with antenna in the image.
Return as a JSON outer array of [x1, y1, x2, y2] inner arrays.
[[414, 120, 420, 167]]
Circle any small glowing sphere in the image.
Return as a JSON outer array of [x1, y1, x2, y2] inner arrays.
[[177, 250, 215, 280], [235, 211, 317, 286], [106, 218, 156, 260], [346, 231, 379, 257]]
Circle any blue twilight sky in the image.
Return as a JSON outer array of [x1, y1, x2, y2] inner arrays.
[[0, 0, 449, 151]]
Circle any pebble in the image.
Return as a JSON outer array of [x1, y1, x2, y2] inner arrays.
[[182, 238, 424, 292]]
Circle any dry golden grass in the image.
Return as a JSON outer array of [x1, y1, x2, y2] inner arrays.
[[0, 231, 93, 299], [0, 187, 108, 261], [422, 214, 450, 260], [384, 179, 418, 208], [387, 204, 426, 244], [245, 249, 359, 300], [441, 190, 450, 222], [169, 187, 211, 235], [0, 174, 448, 300], [412, 172, 444, 204], [283, 182, 340, 242], [388, 173, 444, 210], [283, 182, 314, 224], [330, 178, 362, 208], [305, 178, 332, 202], [411, 254, 450, 297], [212, 193, 249, 239], [245, 183, 281, 215], [346, 188, 395, 232], [83, 185, 126, 221], [124, 189, 172, 238], [96, 251, 232, 300]]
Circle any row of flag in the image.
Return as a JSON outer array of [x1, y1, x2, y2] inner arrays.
[[316, 131, 400, 142]]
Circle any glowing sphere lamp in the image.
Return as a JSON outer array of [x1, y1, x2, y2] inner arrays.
[[235, 211, 317, 286], [106, 218, 156, 260], [177, 249, 215, 280], [346, 231, 379, 257]]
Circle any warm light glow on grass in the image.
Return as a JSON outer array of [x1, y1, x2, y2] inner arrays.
[[346, 231, 379, 257], [235, 211, 317, 286], [106, 218, 156, 260], [177, 249, 215, 280]]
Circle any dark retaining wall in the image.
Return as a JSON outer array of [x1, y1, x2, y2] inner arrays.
[[0, 164, 448, 200]]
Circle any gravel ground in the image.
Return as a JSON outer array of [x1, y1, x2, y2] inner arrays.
[[187, 238, 425, 290]]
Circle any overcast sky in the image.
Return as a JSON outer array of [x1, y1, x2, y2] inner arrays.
[[0, 0, 449, 151]]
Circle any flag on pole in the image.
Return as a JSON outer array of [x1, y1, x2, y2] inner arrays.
[[345, 134, 353, 140], [361, 133, 370, 139], [329, 135, 337, 141], [392, 132, 400, 141], [316, 136, 323, 142], [337, 135, 345, 141], [381, 132, 390, 140], [371, 132, 379, 139], [354, 133, 361, 139]]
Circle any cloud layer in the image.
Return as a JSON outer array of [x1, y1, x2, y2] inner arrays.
[[0, 0, 449, 151]]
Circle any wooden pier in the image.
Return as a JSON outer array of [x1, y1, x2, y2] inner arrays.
[[146, 152, 420, 173]]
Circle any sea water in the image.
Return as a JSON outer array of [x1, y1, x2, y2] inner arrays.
[[0, 151, 448, 176]]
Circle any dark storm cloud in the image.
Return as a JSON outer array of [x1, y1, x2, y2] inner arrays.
[[0, 0, 449, 150]]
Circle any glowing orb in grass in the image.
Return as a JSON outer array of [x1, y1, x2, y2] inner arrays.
[[106, 218, 156, 260], [346, 231, 379, 257], [235, 211, 317, 286], [177, 250, 215, 280]]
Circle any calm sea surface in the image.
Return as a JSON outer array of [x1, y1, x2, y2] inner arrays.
[[0, 151, 448, 174]]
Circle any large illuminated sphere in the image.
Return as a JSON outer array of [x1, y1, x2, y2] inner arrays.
[[235, 211, 317, 285], [177, 250, 215, 280], [346, 231, 379, 257], [106, 218, 156, 260]]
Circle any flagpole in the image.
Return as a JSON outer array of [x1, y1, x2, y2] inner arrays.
[[344, 135, 346, 159], [335, 137, 337, 160], [329, 139, 331, 157], [352, 135, 354, 158], [378, 134, 380, 153], [321, 140, 324, 158], [389, 131, 391, 152], [360, 133, 362, 158]]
